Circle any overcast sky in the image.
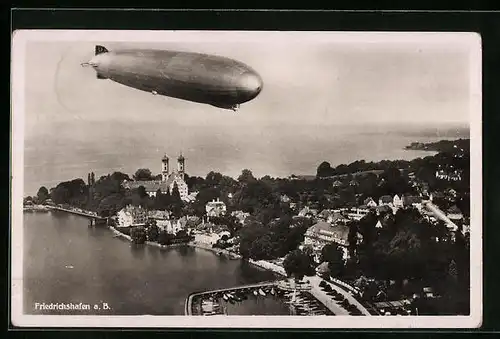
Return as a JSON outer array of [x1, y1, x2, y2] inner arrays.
[[22, 31, 475, 140]]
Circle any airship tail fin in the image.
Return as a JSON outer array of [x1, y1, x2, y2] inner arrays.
[[95, 45, 109, 55]]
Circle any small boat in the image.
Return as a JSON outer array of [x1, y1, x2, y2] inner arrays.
[[270, 288, 276, 295], [258, 288, 266, 296], [228, 298, 235, 304], [234, 295, 242, 302], [253, 290, 258, 296], [223, 294, 229, 301], [65, 265, 74, 269]]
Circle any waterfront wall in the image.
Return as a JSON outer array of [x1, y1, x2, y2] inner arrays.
[[188, 241, 242, 259], [109, 226, 186, 249]]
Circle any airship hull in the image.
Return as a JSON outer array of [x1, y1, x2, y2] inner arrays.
[[88, 47, 263, 110]]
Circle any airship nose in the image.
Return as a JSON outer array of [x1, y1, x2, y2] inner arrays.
[[238, 71, 263, 99]]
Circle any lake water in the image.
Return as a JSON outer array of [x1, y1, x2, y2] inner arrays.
[[22, 211, 283, 315], [22, 121, 468, 196]]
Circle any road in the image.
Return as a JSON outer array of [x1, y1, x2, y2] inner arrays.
[[422, 201, 459, 231], [308, 275, 371, 316]]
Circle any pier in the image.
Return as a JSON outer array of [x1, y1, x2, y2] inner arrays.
[[185, 281, 277, 315], [45, 205, 107, 224]]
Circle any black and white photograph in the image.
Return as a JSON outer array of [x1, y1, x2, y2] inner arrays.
[[11, 30, 482, 328]]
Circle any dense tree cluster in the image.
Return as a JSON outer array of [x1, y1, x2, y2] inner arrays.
[[238, 215, 313, 260], [50, 179, 88, 207], [343, 208, 469, 313], [133, 168, 154, 181], [283, 248, 315, 280], [320, 243, 345, 277]]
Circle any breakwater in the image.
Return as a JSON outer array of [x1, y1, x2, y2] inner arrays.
[[185, 281, 278, 315]]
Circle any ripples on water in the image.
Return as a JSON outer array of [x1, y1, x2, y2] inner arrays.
[[23, 212, 279, 315], [23, 122, 469, 196]]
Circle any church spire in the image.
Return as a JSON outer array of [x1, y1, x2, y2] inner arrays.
[[161, 153, 170, 182], [177, 151, 185, 176]]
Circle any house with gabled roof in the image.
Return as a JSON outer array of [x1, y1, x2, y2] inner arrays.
[[364, 197, 378, 208], [304, 221, 350, 260], [393, 195, 403, 208], [117, 205, 148, 228]]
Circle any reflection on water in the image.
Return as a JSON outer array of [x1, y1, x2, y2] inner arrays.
[[23, 212, 278, 315], [223, 295, 290, 316]]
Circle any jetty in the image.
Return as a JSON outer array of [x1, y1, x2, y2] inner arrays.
[[45, 205, 107, 224]]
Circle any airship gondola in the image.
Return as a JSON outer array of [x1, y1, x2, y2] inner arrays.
[[82, 45, 263, 111]]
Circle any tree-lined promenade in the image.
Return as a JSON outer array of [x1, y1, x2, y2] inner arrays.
[[24, 138, 470, 315]]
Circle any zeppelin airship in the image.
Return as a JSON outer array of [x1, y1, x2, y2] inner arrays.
[[81, 45, 263, 111]]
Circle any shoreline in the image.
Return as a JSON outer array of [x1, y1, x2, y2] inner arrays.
[[247, 259, 287, 277], [187, 241, 242, 260], [32, 207, 288, 278], [109, 226, 288, 279], [108, 226, 187, 249]]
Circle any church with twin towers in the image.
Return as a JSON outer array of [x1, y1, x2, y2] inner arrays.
[[123, 152, 190, 201]]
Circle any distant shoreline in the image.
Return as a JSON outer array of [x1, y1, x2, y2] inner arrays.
[[404, 138, 469, 152]]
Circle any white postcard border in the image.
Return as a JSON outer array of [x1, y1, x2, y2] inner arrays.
[[11, 29, 483, 329]]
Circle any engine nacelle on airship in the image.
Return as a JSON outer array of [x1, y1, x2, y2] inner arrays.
[[82, 45, 263, 110]]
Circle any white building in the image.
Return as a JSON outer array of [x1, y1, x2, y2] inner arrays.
[[206, 198, 227, 217], [393, 195, 404, 209], [117, 205, 148, 228], [436, 170, 462, 181]]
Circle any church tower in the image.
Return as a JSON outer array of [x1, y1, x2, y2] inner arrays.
[[177, 152, 185, 177], [161, 154, 169, 182]]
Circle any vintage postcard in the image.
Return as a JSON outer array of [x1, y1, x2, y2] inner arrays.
[[11, 30, 482, 328]]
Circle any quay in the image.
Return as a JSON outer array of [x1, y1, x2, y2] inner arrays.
[[185, 281, 277, 315]]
